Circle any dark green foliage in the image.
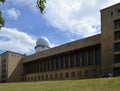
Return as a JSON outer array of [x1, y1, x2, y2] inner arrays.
[[0, 0, 5, 3], [37, 0, 46, 13], [0, 0, 5, 28]]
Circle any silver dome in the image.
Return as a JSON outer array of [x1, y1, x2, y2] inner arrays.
[[36, 37, 50, 48]]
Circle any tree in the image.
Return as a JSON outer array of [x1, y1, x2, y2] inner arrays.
[[37, 0, 46, 13], [0, 0, 5, 28]]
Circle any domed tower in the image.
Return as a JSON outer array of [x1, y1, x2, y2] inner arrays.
[[35, 37, 50, 53]]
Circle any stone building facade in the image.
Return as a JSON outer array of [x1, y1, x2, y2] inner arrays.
[[0, 3, 120, 82]]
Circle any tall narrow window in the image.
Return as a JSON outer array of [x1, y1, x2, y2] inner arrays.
[[82, 51, 88, 66], [88, 50, 94, 65], [70, 54, 75, 68], [95, 48, 101, 65], [65, 55, 69, 69], [115, 31, 120, 40], [114, 19, 120, 29], [115, 42, 120, 52], [76, 52, 81, 67], [115, 54, 120, 63]]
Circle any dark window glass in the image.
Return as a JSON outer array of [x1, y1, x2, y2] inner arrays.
[[71, 72, 75, 79], [56, 58, 59, 70], [114, 19, 120, 29], [65, 55, 69, 69], [115, 31, 120, 40], [115, 54, 120, 63], [88, 50, 94, 65], [76, 52, 81, 67], [42, 75, 44, 80], [60, 56, 64, 69], [70, 54, 75, 68], [115, 42, 120, 52], [60, 73, 63, 79], [92, 69, 97, 78], [51, 59, 54, 71], [82, 52, 88, 66], [78, 71, 81, 78], [85, 70, 90, 77], [65, 72, 69, 78], [95, 48, 101, 64], [55, 73, 58, 79], [46, 75, 48, 80]]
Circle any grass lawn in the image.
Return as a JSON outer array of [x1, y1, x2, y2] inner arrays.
[[0, 77, 120, 91]]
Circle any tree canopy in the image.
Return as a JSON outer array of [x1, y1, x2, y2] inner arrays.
[[0, 0, 5, 28], [37, 0, 46, 13]]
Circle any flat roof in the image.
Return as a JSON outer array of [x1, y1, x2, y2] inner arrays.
[[23, 34, 101, 63]]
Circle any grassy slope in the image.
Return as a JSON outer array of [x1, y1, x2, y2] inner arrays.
[[0, 77, 120, 91]]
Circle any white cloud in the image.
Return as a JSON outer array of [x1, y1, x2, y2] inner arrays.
[[0, 27, 36, 54], [10, 0, 38, 12], [6, 8, 21, 20], [43, 0, 120, 37]]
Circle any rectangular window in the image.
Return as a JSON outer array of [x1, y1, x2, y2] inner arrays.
[[78, 71, 81, 78], [82, 51, 88, 66], [71, 72, 75, 79], [88, 50, 94, 65], [115, 31, 120, 40], [55, 73, 58, 79], [115, 54, 120, 63], [65, 55, 69, 69], [115, 42, 120, 52], [85, 70, 90, 77], [70, 54, 75, 68], [95, 48, 101, 64], [76, 52, 81, 67], [65, 72, 69, 78], [114, 19, 120, 29]]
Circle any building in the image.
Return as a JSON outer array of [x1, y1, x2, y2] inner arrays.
[[0, 3, 120, 82]]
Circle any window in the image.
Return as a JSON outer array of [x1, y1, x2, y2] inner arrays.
[[38, 76, 41, 80], [70, 54, 75, 68], [115, 31, 120, 40], [50, 74, 53, 80], [46, 75, 48, 80], [92, 69, 97, 78], [55, 73, 58, 79], [65, 55, 69, 69], [65, 72, 69, 78], [60, 56, 64, 69], [114, 19, 120, 29], [85, 70, 90, 77], [115, 42, 120, 52], [71, 72, 75, 79], [115, 54, 120, 63], [82, 51, 88, 66], [60, 73, 63, 79], [76, 52, 81, 67], [42, 75, 44, 80], [88, 50, 94, 65], [118, 9, 120, 15], [78, 71, 81, 78], [95, 48, 101, 64]]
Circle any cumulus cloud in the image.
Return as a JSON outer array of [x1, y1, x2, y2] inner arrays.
[[6, 8, 21, 20], [0, 27, 36, 54], [43, 0, 120, 37]]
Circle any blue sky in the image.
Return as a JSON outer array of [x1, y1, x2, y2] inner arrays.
[[0, 0, 120, 54]]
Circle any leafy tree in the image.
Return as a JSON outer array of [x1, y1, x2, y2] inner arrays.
[[37, 0, 46, 13], [0, 0, 5, 28]]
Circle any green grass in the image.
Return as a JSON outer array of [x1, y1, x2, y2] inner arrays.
[[0, 77, 120, 91]]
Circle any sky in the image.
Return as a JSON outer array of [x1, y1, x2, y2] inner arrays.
[[0, 0, 120, 55]]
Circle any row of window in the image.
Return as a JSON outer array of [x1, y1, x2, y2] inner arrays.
[[25, 69, 98, 81], [24, 48, 101, 74]]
